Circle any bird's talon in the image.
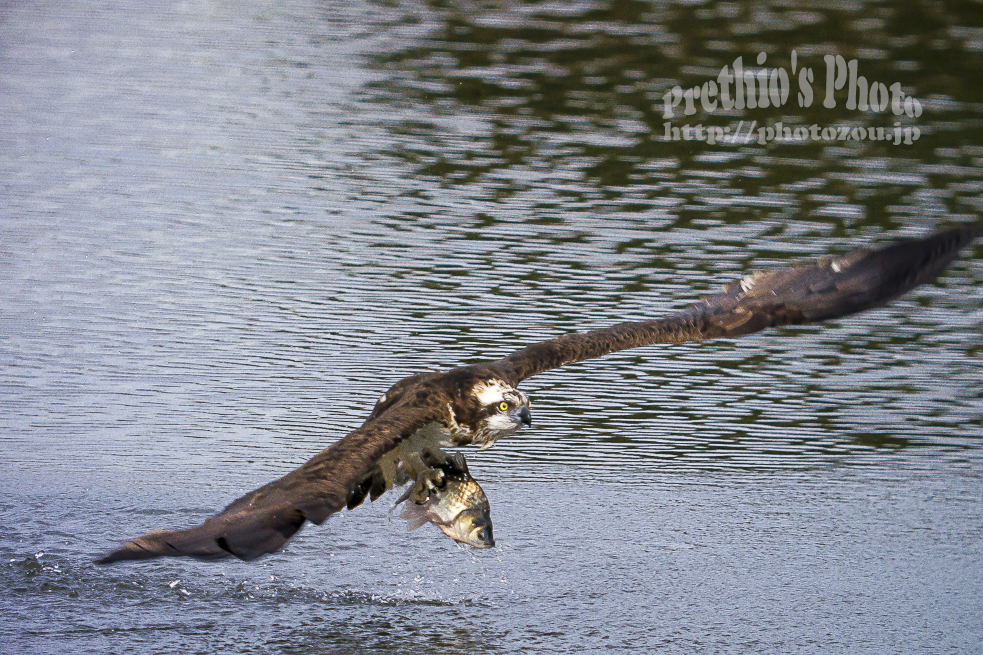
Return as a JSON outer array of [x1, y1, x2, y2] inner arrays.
[[396, 466, 448, 506], [422, 467, 446, 491]]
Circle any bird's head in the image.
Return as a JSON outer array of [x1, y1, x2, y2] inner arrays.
[[466, 378, 531, 448]]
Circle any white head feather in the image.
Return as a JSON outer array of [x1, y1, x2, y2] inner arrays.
[[471, 379, 513, 406]]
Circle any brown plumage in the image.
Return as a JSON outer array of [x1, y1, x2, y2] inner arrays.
[[97, 221, 981, 564]]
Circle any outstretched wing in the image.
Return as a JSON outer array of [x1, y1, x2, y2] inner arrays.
[[493, 221, 982, 383], [98, 403, 440, 563], [99, 220, 980, 564]]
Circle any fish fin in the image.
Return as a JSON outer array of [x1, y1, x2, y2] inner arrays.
[[398, 502, 431, 531], [448, 452, 469, 476]]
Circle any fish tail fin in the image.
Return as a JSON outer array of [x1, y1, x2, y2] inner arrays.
[[398, 502, 431, 531]]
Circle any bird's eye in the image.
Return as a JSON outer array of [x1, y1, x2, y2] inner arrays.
[[498, 401, 509, 411]]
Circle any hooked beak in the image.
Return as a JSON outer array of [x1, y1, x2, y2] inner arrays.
[[518, 405, 532, 427]]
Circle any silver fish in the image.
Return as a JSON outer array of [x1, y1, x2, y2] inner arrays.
[[397, 453, 494, 548]]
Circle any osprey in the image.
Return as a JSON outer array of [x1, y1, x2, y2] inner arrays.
[[98, 221, 982, 563]]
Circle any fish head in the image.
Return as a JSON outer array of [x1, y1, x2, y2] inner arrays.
[[439, 507, 495, 549]]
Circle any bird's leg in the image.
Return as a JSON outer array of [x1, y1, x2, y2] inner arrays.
[[420, 447, 449, 468], [397, 451, 447, 505], [403, 451, 433, 478]]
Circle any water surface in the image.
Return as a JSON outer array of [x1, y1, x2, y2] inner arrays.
[[1, 1, 982, 653]]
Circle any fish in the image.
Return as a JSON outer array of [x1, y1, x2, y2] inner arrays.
[[396, 453, 495, 549]]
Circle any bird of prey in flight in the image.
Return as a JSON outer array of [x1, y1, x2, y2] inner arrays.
[[98, 221, 981, 564]]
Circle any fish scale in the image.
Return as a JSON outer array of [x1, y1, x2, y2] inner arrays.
[[398, 454, 495, 548]]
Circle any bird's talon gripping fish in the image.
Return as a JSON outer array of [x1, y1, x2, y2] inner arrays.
[[396, 453, 495, 549], [98, 221, 981, 564]]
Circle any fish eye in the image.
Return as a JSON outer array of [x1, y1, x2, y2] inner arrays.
[[477, 529, 488, 541], [498, 401, 509, 411]]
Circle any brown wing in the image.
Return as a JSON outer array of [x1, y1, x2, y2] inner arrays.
[[97, 403, 441, 564], [493, 221, 982, 383]]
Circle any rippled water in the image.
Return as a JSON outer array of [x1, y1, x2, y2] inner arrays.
[[2, 1, 982, 653]]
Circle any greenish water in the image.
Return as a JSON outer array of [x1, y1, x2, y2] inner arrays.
[[1, 1, 981, 653]]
